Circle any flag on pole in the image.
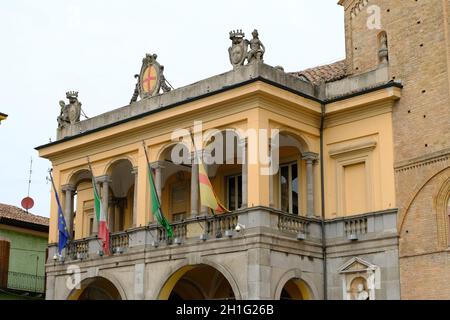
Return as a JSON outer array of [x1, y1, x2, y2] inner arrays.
[[49, 170, 70, 255], [87, 159, 110, 255], [142, 142, 173, 238], [190, 132, 229, 214]]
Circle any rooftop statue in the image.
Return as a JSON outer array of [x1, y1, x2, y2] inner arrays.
[[246, 29, 265, 64], [228, 29, 265, 69], [130, 53, 173, 103], [57, 91, 81, 128]]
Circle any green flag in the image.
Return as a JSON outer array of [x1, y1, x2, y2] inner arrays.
[[148, 166, 173, 238]]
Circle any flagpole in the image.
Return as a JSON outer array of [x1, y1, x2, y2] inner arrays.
[[189, 129, 229, 214], [48, 169, 71, 241], [142, 141, 160, 210], [86, 157, 111, 255], [141, 141, 173, 240], [86, 157, 101, 198], [48, 168, 71, 256]]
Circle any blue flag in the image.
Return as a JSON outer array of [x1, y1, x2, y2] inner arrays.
[[49, 171, 70, 255]]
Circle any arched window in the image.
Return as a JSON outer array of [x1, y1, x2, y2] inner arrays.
[[447, 196, 450, 246]]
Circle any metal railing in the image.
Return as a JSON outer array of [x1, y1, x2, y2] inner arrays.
[[6, 271, 45, 293]]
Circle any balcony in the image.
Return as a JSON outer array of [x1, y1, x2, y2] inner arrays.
[[2, 271, 45, 294]]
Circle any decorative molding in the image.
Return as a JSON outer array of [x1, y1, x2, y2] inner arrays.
[[329, 137, 377, 158], [395, 149, 450, 173], [350, 0, 370, 19]]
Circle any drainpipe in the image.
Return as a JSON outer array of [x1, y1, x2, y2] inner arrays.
[[320, 102, 327, 300]]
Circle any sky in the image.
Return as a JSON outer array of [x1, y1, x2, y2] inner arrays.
[[0, 0, 345, 218]]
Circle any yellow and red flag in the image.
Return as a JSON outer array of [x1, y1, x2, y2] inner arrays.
[[191, 131, 229, 214], [198, 159, 228, 213]]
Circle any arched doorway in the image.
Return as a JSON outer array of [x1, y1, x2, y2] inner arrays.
[[68, 277, 122, 300], [279, 278, 313, 300], [107, 159, 135, 232], [159, 264, 236, 300]]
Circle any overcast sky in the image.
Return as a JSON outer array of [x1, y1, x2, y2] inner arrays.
[[0, 0, 345, 218]]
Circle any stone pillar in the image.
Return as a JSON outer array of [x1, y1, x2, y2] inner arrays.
[[247, 248, 272, 299], [302, 152, 318, 217], [150, 162, 163, 199], [190, 152, 199, 217], [132, 167, 138, 227], [239, 138, 248, 209], [61, 184, 75, 237]]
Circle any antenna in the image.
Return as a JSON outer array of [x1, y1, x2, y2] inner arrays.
[[27, 157, 33, 198], [21, 157, 35, 213]]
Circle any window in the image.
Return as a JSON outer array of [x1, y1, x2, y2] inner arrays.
[[280, 162, 299, 214], [89, 217, 94, 235], [227, 174, 242, 211]]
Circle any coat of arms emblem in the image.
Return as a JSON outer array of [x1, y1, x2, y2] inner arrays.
[[138, 53, 162, 99], [228, 30, 247, 69]]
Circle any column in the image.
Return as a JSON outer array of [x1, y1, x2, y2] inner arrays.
[[190, 151, 199, 217], [302, 152, 318, 217], [62, 184, 75, 237], [92, 180, 101, 235], [240, 138, 248, 209], [132, 167, 138, 228], [151, 162, 163, 199], [268, 138, 274, 208]]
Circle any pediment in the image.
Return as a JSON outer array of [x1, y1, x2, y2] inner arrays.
[[339, 257, 377, 274]]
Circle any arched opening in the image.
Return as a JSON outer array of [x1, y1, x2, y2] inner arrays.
[[271, 131, 310, 216], [279, 278, 312, 300], [68, 169, 94, 240], [68, 277, 122, 300], [107, 159, 135, 233], [159, 264, 236, 300], [204, 130, 245, 212], [158, 143, 192, 222]]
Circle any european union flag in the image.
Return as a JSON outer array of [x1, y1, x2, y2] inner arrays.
[[49, 170, 70, 255]]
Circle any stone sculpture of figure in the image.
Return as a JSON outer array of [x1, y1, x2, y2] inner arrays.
[[378, 32, 389, 65], [57, 91, 81, 128], [245, 29, 265, 64], [356, 284, 369, 300], [159, 65, 172, 93], [130, 74, 140, 104]]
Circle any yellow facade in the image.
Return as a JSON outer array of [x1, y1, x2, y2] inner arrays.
[[38, 80, 400, 244]]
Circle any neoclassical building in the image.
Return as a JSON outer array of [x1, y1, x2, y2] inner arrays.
[[37, 0, 449, 300]]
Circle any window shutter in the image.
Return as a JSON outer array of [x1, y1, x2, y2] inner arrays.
[[0, 240, 10, 288]]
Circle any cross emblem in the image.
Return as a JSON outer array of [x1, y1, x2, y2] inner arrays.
[[142, 65, 157, 93]]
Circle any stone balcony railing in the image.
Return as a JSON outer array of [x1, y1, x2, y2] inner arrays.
[[47, 207, 398, 263]]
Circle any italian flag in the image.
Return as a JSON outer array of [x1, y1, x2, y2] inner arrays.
[[148, 165, 174, 238], [197, 153, 229, 214], [92, 177, 110, 255]]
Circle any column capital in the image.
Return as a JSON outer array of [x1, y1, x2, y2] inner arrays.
[[131, 166, 139, 175], [95, 175, 111, 184], [150, 161, 165, 170], [61, 184, 76, 192], [302, 152, 319, 162]]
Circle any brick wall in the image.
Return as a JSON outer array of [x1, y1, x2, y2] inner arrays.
[[341, 0, 450, 299]]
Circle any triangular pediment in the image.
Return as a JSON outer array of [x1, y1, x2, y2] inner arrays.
[[339, 257, 377, 274]]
